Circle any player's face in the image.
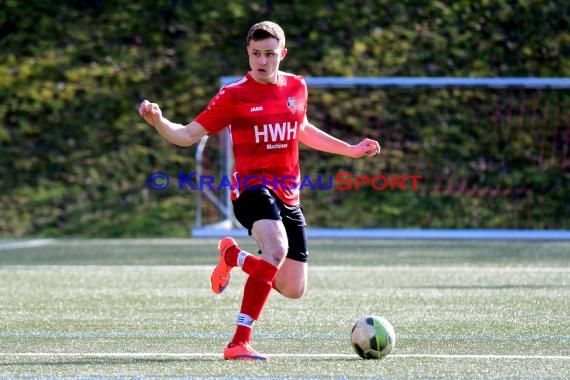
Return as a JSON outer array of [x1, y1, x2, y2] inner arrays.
[[247, 38, 287, 84]]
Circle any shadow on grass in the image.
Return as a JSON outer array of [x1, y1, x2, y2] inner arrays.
[[0, 355, 364, 368]]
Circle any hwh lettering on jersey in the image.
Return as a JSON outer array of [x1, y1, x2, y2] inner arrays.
[[254, 121, 298, 143]]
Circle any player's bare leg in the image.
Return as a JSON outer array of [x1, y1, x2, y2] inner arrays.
[[273, 258, 307, 299], [252, 219, 288, 268], [212, 230, 307, 299]]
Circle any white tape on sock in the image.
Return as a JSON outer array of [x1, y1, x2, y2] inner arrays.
[[237, 251, 249, 268], [236, 313, 254, 328]]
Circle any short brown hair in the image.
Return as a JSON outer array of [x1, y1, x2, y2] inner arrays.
[[247, 21, 286, 48]]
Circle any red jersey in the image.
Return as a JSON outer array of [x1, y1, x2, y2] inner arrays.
[[195, 71, 308, 205]]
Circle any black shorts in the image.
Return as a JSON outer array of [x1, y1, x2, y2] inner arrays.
[[232, 187, 308, 263]]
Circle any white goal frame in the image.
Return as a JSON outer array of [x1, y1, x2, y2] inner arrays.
[[191, 76, 570, 238]]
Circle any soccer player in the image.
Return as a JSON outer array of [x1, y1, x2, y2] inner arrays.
[[139, 21, 380, 360]]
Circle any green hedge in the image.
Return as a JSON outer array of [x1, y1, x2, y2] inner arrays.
[[1, 1, 568, 237]]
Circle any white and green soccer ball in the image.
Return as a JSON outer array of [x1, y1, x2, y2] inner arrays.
[[350, 315, 396, 359]]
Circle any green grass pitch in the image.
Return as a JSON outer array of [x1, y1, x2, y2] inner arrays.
[[0, 238, 569, 378]]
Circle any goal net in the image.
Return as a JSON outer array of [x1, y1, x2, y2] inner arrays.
[[193, 77, 569, 235]]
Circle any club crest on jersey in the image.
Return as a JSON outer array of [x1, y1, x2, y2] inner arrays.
[[287, 97, 297, 114]]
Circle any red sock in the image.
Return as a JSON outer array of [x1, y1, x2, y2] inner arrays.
[[242, 255, 259, 275], [223, 245, 241, 267], [242, 255, 279, 291], [226, 249, 280, 292], [230, 260, 278, 346]]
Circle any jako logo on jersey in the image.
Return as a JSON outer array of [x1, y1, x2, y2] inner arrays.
[[254, 121, 298, 144], [250, 106, 263, 112]]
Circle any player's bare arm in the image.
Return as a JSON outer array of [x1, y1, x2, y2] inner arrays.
[[138, 99, 208, 147], [299, 116, 381, 158]]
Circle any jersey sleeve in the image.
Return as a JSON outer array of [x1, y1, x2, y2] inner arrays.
[[194, 88, 233, 135]]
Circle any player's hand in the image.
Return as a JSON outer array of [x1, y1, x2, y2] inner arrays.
[[138, 100, 163, 126], [352, 138, 381, 158]]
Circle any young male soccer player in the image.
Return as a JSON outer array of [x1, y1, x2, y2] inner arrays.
[[139, 21, 381, 360]]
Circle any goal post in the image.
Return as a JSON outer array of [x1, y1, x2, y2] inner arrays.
[[191, 76, 570, 238]]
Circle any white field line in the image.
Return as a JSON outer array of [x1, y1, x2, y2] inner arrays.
[[1, 264, 570, 273], [0, 352, 568, 360], [0, 239, 56, 251]]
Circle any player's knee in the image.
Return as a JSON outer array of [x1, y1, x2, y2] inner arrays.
[[264, 246, 288, 267]]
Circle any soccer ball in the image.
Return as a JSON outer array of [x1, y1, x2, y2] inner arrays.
[[350, 315, 396, 359]]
